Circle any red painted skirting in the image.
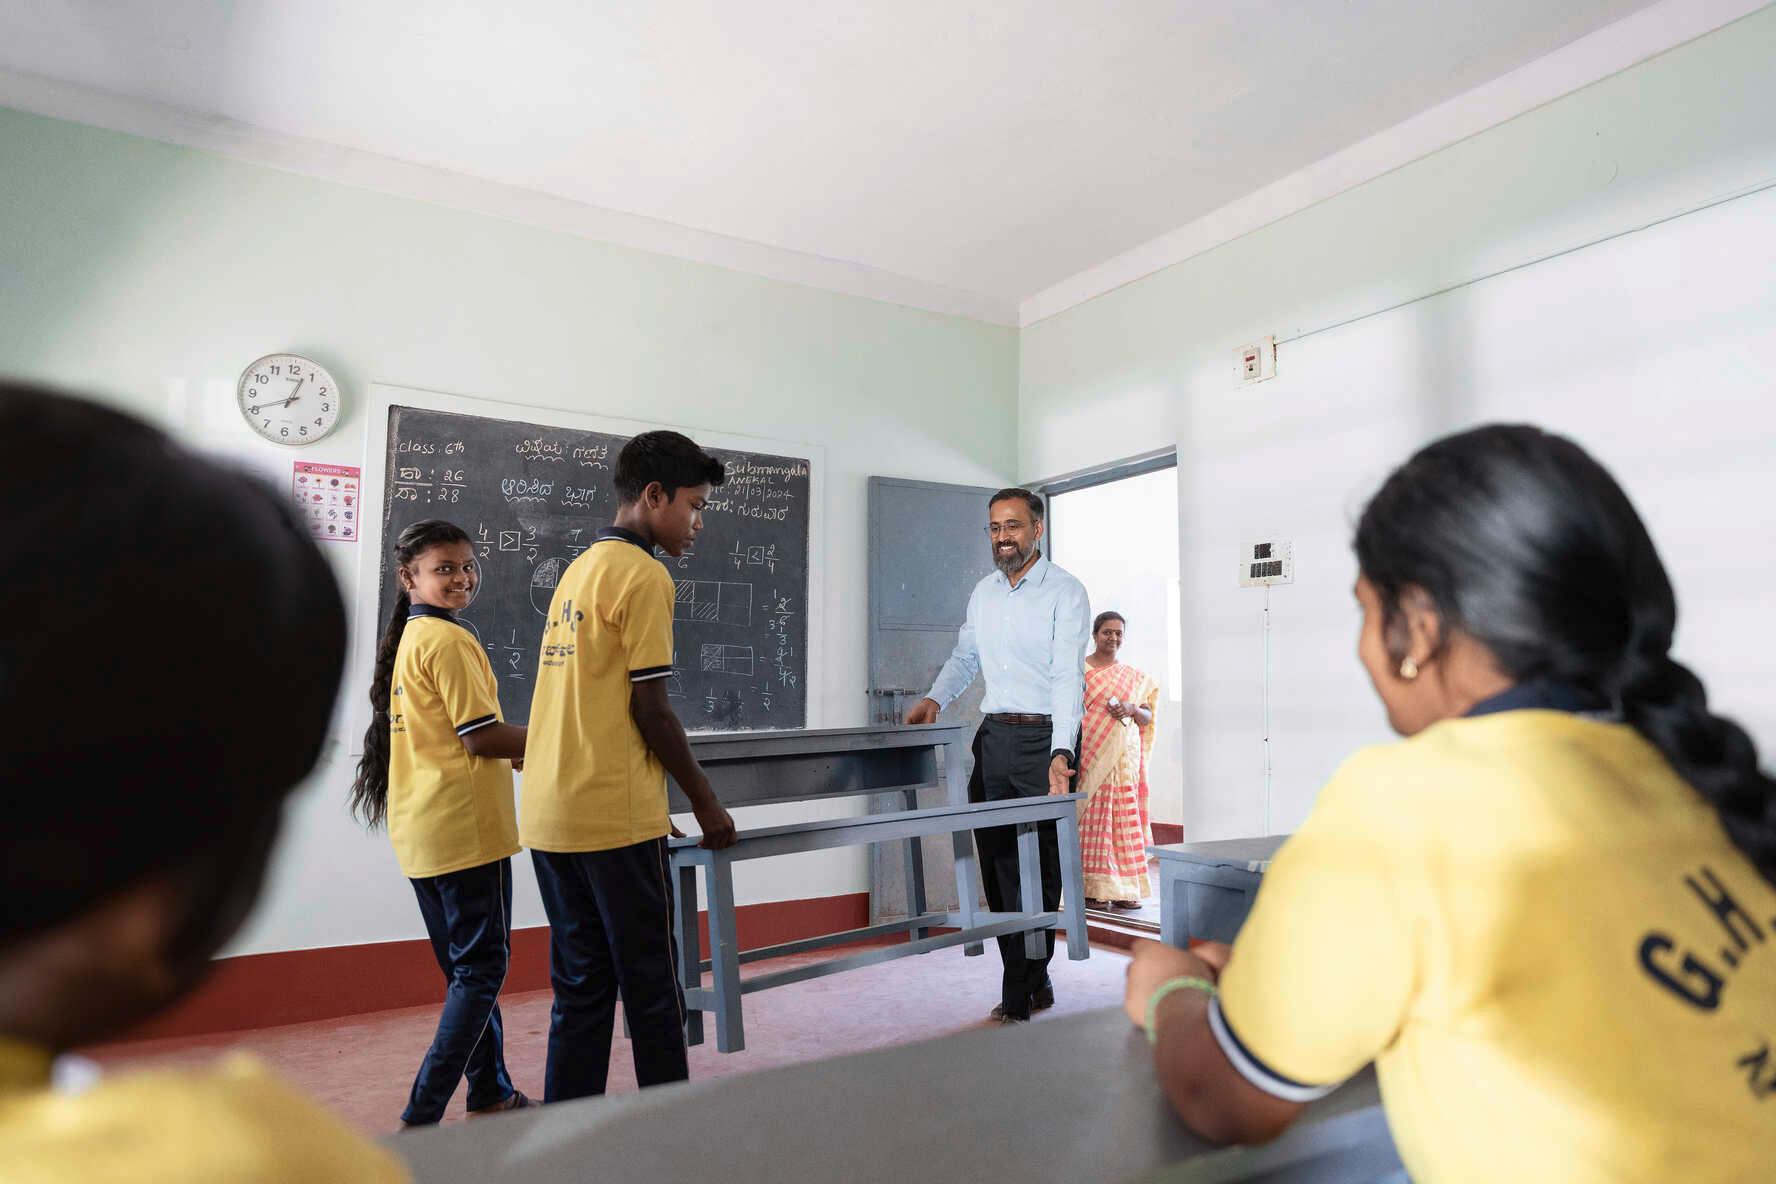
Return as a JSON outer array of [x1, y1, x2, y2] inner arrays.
[[119, 892, 872, 1043], [1151, 822, 1184, 845]]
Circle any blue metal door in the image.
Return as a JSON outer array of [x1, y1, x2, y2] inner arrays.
[[867, 476, 1000, 921]]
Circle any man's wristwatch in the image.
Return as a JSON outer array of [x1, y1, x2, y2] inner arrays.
[[1051, 749, 1074, 766]]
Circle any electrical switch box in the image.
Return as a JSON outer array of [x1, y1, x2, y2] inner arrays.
[[1239, 540, 1294, 587], [1237, 336, 1277, 384]]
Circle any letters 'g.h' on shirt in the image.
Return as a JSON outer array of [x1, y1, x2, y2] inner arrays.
[[1213, 707, 1776, 1184], [522, 527, 677, 853], [386, 608, 519, 879]]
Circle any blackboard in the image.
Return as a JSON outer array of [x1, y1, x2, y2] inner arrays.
[[377, 404, 810, 732]]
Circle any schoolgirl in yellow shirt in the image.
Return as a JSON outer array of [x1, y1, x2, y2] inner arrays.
[[349, 520, 531, 1126], [1125, 424, 1776, 1182], [0, 385, 405, 1182]]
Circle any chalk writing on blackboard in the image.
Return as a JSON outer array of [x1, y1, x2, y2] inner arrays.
[[380, 405, 810, 731]]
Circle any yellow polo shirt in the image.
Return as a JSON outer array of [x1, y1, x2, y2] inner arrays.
[[0, 1039, 408, 1182], [522, 528, 677, 853], [1214, 709, 1776, 1183], [387, 607, 519, 878]]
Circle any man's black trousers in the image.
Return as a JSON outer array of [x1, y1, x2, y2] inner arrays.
[[968, 717, 1064, 1019]]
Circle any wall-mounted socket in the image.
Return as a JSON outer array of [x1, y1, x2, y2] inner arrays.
[[1238, 540, 1294, 587], [1237, 336, 1277, 384]]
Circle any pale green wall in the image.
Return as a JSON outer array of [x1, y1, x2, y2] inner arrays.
[[1018, 7, 1776, 842], [0, 104, 1018, 953], [1020, 5, 1776, 480]]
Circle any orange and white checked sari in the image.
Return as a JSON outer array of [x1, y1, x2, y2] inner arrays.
[[1077, 662, 1160, 901]]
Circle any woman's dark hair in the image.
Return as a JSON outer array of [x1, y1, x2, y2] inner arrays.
[[0, 383, 347, 962], [1356, 423, 1776, 884], [349, 519, 472, 827], [1093, 611, 1127, 635], [988, 487, 1045, 521], [614, 430, 727, 504]]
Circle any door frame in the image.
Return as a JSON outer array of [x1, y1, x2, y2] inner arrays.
[[1032, 445, 1177, 559]]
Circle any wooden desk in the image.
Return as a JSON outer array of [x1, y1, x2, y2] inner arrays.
[[1149, 836, 1289, 948], [390, 1008, 1403, 1183], [671, 725, 1090, 1051]]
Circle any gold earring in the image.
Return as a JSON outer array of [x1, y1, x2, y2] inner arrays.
[[1398, 657, 1419, 681]]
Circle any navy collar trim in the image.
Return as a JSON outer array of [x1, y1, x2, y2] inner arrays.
[[597, 525, 655, 552], [1464, 680, 1607, 719], [407, 602, 469, 630]]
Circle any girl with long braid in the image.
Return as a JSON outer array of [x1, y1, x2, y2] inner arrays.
[[350, 520, 532, 1127], [1124, 425, 1776, 1181]]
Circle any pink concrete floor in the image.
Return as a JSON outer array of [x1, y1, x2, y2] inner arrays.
[[89, 941, 1135, 1135]]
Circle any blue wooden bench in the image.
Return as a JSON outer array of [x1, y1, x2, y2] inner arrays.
[[670, 725, 1090, 1052]]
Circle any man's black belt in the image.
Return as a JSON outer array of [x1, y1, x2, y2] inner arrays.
[[985, 712, 1052, 726]]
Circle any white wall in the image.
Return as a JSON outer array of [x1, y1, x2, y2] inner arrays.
[[0, 105, 1018, 955], [1019, 8, 1776, 841]]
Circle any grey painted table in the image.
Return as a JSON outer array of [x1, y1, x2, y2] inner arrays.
[[670, 725, 1090, 1051], [1150, 836, 1289, 948], [391, 1007, 1402, 1184]]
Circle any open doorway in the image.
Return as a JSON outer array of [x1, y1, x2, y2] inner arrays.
[[1046, 459, 1181, 931]]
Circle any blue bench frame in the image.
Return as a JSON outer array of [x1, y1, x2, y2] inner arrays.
[[670, 725, 1090, 1052]]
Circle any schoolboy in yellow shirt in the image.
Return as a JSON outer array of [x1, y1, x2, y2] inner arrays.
[[348, 519, 532, 1127], [1125, 424, 1776, 1183], [522, 430, 738, 1101], [0, 385, 406, 1182]]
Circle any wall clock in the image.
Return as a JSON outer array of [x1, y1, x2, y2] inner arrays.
[[238, 353, 342, 445]]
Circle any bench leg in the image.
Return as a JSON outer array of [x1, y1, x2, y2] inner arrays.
[[903, 788, 929, 943], [705, 856, 745, 1053], [952, 831, 984, 956], [675, 860, 704, 1047], [1160, 870, 1186, 948], [944, 735, 984, 956], [1056, 808, 1089, 960], [1016, 821, 1045, 961]]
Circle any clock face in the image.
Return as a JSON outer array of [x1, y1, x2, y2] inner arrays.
[[238, 354, 341, 445]]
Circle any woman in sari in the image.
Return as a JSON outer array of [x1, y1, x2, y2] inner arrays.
[[1078, 611, 1161, 909]]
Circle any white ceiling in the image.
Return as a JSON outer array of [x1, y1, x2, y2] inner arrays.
[[0, 1, 1735, 322]]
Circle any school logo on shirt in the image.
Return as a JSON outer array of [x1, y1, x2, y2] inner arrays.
[[541, 598, 583, 667], [1636, 863, 1774, 1100]]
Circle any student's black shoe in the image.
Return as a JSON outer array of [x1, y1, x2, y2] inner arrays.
[[988, 1005, 1030, 1024], [468, 1090, 534, 1118], [1031, 983, 1056, 1012]]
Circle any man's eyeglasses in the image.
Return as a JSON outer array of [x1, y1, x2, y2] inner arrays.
[[985, 521, 1029, 536]]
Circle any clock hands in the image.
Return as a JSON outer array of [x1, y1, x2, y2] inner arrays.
[[248, 376, 305, 417]]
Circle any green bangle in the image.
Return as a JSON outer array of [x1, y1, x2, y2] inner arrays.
[[1144, 975, 1217, 1044]]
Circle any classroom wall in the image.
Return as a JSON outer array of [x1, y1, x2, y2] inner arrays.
[[1018, 8, 1776, 840], [0, 104, 1018, 956]]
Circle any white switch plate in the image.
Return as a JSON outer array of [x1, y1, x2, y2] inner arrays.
[[1237, 336, 1277, 384], [1239, 540, 1294, 587]]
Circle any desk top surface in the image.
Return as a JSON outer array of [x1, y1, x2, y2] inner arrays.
[[390, 1007, 1386, 1184], [686, 723, 968, 749], [1149, 836, 1290, 870]]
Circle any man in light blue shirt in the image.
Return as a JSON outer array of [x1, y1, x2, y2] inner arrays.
[[905, 487, 1091, 1022]]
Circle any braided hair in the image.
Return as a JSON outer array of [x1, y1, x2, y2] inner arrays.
[[347, 519, 471, 827], [1355, 424, 1776, 885]]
